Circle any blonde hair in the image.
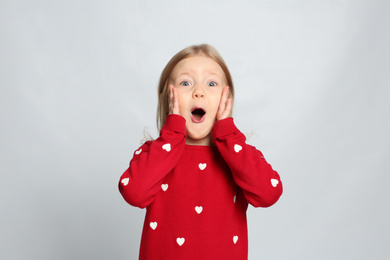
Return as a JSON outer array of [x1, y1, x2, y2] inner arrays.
[[157, 44, 234, 130]]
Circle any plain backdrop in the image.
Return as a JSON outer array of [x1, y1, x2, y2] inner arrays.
[[1, 0, 389, 259]]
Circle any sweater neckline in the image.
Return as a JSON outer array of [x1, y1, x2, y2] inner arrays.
[[184, 144, 218, 151]]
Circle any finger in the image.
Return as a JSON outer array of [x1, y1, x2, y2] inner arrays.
[[219, 98, 232, 120], [218, 87, 229, 113], [169, 85, 180, 115], [217, 86, 230, 120], [224, 97, 233, 117], [172, 87, 180, 114], [168, 85, 174, 114], [169, 84, 174, 100]]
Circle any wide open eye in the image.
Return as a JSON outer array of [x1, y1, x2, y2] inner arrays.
[[180, 81, 191, 86]]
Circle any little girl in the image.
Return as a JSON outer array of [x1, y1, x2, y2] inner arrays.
[[119, 44, 282, 260]]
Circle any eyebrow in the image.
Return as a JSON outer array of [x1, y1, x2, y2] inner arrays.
[[175, 72, 192, 78], [175, 71, 223, 79]]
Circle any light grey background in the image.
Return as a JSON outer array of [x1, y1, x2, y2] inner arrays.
[[1, 0, 389, 259]]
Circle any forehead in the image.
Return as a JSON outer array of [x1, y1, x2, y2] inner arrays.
[[171, 55, 226, 79]]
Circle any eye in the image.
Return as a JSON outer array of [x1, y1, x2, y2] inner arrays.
[[180, 81, 191, 86], [208, 81, 217, 87]]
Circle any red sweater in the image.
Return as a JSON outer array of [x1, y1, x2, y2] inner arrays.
[[119, 115, 282, 259]]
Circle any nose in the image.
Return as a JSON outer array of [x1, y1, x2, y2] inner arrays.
[[192, 85, 205, 99]]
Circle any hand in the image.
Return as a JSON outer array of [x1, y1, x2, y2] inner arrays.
[[216, 86, 232, 120], [169, 85, 180, 115]]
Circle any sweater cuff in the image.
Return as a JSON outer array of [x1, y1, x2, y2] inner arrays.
[[212, 117, 240, 141], [160, 114, 187, 136]]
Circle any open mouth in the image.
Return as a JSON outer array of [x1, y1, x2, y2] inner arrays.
[[191, 107, 206, 123]]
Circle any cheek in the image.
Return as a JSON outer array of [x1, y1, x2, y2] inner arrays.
[[175, 88, 186, 102], [176, 91, 190, 112], [215, 89, 223, 105], [209, 95, 222, 115]]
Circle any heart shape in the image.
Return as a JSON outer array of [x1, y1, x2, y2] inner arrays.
[[150, 222, 157, 230], [198, 163, 207, 170], [233, 236, 238, 244], [162, 143, 171, 152], [176, 237, 185, 246], [121, 178, 129, 186], [234, 144, 242, 153], [135, 148, 142, 155], [271, 179, 279, 187], [161, 184, 168, 191], [195, 206, 203, 214]]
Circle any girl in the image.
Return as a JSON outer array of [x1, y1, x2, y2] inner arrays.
[[119, 44, 282, 259]]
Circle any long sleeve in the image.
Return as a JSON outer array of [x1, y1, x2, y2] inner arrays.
[[119, 114, 187, 208], [212, 118, 283, 208]]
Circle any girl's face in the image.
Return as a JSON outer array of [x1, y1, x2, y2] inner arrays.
[[170, 55, 227, 146]]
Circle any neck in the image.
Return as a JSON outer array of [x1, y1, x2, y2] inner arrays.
[[185, 133, 214, 146]]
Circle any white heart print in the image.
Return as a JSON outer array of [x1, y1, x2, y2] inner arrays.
[[234, 144, 242, 153], [195, 206, 203, 214], [150, 222, 157, 230], [176, 237, 185, 246], [271, 179, 279, 187], [135, 148, 142, 155], [198, 163, 207, 170], [162, 143, 171, 152], [161, 184, 168, 191], [121, 178, 129, 186], [233, 236, 238, 244]]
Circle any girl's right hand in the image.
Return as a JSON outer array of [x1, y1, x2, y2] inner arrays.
[[169, 84, 180, 115]]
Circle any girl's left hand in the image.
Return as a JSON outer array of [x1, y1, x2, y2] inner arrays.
[[216, 86, 232, 121]]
